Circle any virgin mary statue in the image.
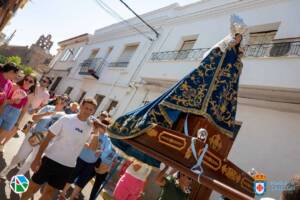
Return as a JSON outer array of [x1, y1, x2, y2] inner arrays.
[[108, 15, 249, 167]]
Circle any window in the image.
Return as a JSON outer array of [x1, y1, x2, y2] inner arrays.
[[249, 30, 277, 45], [94, 94, 105, 110], [50, 77, 62, 91], [104, 47, 113, 60], [60, 49, 74, 61], [246, 30, 278, 57], [179, 39, 196, 51], [176, 39, 197, 60], [107, 100, 118, 113], [111, 44, 138, 67], [72, 47, 83, 61], [89, 48, 100, 59], [77, 91, 86, 103], [64, 87, 73, 95]]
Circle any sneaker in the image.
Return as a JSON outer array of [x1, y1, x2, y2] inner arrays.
[[0, 145, 4, 153]]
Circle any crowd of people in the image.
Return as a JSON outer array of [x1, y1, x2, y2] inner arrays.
[[0, 62, 195, 200], [0, 62, 299, 200]]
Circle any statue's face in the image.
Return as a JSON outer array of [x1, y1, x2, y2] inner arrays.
[[235, 34, 242, 44]]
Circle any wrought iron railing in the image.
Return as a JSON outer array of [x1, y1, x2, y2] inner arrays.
[[108, 62, 129, 68], [150, 41, 300, 62], [79, 58, 107, 79], [150, 48, 209, 62], [244, 41, 300, 57]]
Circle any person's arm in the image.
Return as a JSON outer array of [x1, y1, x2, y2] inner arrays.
[[31, 131, 55, 172], [155, 165, 169, 187], [32, 107, 55, 122], [5, 84, 21, 105], [14, 104, 28, 129], [31, 116, 65, 172], [85, 134, 99, 151]]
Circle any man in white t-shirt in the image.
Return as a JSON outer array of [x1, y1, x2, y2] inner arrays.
[[21, 98, 98, 200]]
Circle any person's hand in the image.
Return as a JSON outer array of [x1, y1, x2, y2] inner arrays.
[[95, 150, 101, 157], [10, 98, 22, 104], [46, 111, 56, 116], [133, 163, 142, 172], [31, 158, 41, 172], [13, 124, 20, 131], [32, 108, 40, 114]]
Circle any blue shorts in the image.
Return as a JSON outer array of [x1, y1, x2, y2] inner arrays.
[[0, 104, 21, 131]]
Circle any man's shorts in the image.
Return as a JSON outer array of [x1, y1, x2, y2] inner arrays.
[[32, 156, 74, 190]]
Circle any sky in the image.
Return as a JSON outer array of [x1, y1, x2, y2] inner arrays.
[[3, 0, 200, 54]]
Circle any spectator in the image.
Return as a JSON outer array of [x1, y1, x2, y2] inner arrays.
[[65, 102, 80, 114], [59, 119, 108, 200], [18, 76, 51, 135], [0, 63, 19, 106], [281, 175, 300, 200], [0, 74, 37, 152], [0, 95, 66, 177], [113, 160, 152, 200], [20, 98, 98, 200], [89, 138, 118, 200], [155, 165, 191, 200]]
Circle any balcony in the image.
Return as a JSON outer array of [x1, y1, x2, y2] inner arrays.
[[150, 48, 209, 62], [108, 62, 129, 68], [244, 41, 300, 57], [79, 58, 107, 79], [150, 41, 300, 62]]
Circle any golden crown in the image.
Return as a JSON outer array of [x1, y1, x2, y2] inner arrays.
[[254, 173, 267, 181]]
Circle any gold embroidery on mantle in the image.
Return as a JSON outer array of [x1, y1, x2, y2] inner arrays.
[[147, 129, 158, 137]]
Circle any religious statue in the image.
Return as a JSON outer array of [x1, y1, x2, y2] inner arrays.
[[107, 15, 256, 200]]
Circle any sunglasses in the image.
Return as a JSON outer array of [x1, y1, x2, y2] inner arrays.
[[41, 79, 49, 84], [24, 78, 34, 84]]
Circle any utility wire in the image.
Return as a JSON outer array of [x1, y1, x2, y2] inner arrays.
[[94, 0, 154, 41], [119, 0, 159, 38]]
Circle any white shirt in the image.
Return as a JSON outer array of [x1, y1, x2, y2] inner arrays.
[[30, 86, 50, 109], [45, 114, 92, 167], [126, 163, 152, 181]]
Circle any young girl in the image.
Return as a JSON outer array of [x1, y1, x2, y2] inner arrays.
[[113, 160, 152, 200], [0, 74, 37, 152]]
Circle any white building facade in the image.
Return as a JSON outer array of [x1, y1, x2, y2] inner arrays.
[[50, 0, 300, 199]]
